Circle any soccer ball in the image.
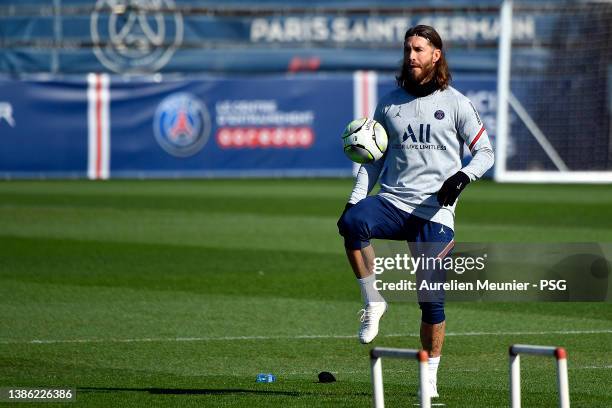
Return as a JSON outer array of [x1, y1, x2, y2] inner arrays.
[[341, 117, 388, 164]]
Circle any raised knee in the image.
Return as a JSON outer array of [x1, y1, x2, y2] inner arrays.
[[338, 207, 362, 237]]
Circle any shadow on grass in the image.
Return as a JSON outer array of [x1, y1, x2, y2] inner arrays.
[[78, 387, 301, 397]]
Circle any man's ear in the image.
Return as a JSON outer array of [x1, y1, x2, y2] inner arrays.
[[432, 48, 441, 64]]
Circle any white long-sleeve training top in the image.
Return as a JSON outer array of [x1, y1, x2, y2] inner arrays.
[[348, 86, 495, 231]]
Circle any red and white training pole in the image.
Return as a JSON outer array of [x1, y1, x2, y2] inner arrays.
[[556, 348, 570, 408], [509, 344, 570, 408], [370, 347, 430, 408]]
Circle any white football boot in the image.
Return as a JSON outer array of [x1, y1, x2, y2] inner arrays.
[[357, 302, 387, 344]]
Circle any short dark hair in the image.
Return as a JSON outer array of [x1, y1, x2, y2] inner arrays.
[[396, 25, 452, 90]]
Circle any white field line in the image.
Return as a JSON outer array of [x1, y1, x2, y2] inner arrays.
[[0, 329, 610, 346], [283, 365, 612, 376]]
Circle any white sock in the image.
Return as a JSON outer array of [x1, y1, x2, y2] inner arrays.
[[428, 356, 440, 383], [357, 274, 384, 304]]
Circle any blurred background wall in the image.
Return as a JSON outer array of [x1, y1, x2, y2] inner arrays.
[[0, 0, 609, 179]]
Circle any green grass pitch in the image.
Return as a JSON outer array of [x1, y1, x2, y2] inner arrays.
[[0, 179, 610, 407]]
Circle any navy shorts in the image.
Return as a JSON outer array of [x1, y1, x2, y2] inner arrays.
[[338, 195, 454, 321], [337, 195, 454, 254]]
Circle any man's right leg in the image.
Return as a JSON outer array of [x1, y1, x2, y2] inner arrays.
[[338, 196, 405, 344], [345, 245, 373, 279], [345, 246, 387, 343]]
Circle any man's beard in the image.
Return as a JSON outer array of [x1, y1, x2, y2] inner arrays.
[[404, 60, 435, 84], [399, 60, 440, 97]]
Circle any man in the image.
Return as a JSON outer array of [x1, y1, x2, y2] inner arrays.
[[337, 25, 494, 398]]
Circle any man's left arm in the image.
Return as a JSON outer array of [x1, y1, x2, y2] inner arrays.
[[437, 98, 494, 206], [458, 99, 494, 181]]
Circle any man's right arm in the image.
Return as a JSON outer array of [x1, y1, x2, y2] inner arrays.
[[347, 100, 389, 205], [348, 159, 385, 204]]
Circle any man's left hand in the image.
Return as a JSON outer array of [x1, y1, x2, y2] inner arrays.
[[437, 171, 470, 206]]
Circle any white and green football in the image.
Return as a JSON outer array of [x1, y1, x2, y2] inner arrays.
[[341, 117, 388, 164]]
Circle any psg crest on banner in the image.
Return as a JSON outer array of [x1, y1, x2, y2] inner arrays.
[[91, 0, 183, 73], [153, 93, 211, 158]]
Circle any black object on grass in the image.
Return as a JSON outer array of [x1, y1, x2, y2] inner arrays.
[[318, 371, 336, 383]]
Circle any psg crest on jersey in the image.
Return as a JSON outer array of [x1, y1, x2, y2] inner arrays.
[[153, 93, 211, 157]]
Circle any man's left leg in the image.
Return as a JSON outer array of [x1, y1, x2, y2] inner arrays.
[[420, 320, 445, 358], [419, 303, 446, 398], [410, 219, 454, 398]]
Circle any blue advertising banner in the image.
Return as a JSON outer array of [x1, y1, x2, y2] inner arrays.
[[107, 74, 354, 177], [0, 72, 498, 179], [0, 77, 88, 177]]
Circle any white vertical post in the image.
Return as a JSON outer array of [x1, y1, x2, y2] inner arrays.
[[52, 0, 61, 74], [510, 351, 521, 408], [418, 351, 431, 408], [495, 0, 513, 181], [352, 70, 378, 178], [556, 349, 570, 408], [371, 356, 384, 408]]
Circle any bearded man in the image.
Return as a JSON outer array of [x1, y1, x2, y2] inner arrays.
[[337, 25, 494, 398]]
